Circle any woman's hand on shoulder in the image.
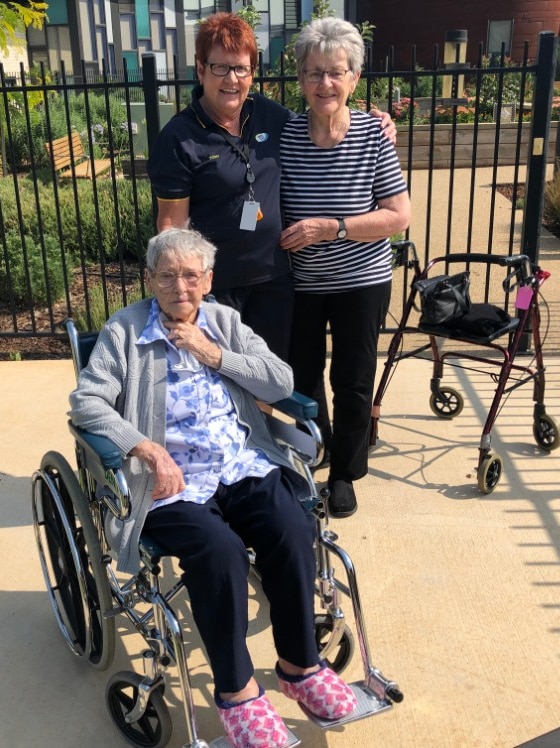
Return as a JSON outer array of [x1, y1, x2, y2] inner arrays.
[[368, 107, 397, 145], [280, 218, 335, 252]]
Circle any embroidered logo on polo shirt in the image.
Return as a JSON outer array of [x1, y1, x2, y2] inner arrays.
[[208, 154, 220, 160], [255, 133, 269, 142]]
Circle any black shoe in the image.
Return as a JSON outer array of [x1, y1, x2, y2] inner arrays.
[[327, 479, 357, 518]]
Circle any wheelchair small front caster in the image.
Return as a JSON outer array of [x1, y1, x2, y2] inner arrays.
[[477, 453, 503, 494], [106, 671, 172, 748], [314, 614, 355, 674]]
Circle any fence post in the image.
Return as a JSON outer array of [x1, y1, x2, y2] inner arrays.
[[521, 31, 557, 265], [142, 53, 161, 153], [142, 53, 161, 230]]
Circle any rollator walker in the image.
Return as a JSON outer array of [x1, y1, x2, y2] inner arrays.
[[371, 241, 559, 494], [32, 319, 403, 748]]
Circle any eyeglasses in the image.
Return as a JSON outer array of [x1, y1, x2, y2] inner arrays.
[[205, 63, 254, 78], [152, 270, 207, 289], [303, 69, 351, 83]]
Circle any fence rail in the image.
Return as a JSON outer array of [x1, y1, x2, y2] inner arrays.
[[0, 34, 557, 358]]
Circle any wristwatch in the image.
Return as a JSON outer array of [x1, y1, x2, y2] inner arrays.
[[336, 218, 347, 240]]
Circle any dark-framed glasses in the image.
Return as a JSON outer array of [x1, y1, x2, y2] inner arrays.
[[153, 270, 206, 289], [303, 69, 351, 83], [205, 63, 254, 78]]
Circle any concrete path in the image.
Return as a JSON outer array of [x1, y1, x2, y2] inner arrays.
[[1, 349, 560, 748]]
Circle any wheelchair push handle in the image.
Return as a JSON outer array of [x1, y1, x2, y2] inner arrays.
[[390, 239, 419, 270]]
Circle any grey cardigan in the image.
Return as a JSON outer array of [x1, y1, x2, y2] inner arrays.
[[69, 298, 300, 573]]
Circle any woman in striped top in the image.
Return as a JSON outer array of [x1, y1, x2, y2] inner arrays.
[[280, 17, 411, 518]]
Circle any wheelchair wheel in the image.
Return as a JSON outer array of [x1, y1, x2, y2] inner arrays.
[[32, 450, 115, 671], [477, 453, 503, 494], [533, 414, 560, 452], [429, 387, 464, 419], [314, 614, 355, 674], [106, 671, 172, 748]]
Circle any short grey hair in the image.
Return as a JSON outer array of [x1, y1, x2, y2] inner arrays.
[[294, 17, 365, 76], [145, 228, 217, 273]]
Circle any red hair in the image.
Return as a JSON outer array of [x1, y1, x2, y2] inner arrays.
[[196, 13, 258, 69]]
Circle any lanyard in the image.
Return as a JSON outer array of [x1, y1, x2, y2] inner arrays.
[[219, 128, 256, 201]]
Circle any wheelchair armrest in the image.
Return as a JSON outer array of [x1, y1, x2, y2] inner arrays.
[[69, 422, 130, 520], [272, 392, 318, 421], [69, 422, 123, 470]]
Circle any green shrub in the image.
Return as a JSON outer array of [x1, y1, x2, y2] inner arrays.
[[0, 232, 74, 305], [73, 281, 144, 332], [0, 175, 154, 263]]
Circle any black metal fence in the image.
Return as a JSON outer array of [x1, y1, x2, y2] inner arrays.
[[0, 32, 557, 358]]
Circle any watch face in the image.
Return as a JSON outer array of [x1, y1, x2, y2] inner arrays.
[[337, 220, 346, 239]]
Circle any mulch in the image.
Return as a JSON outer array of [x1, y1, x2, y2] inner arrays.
[[495, 182, 525, 202], [0, 262, 141, 361]]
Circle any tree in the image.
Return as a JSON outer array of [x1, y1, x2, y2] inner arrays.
[[0, 1, 48, 55], [0, 2, 48, 175]]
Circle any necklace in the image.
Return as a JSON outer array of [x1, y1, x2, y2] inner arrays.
[[308, 110, 349, 149]]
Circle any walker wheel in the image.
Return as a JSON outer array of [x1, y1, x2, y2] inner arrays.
[[477, 453, 503, 494], [106, 671, 172, 748], [429, 387, 464, 419], [533, 414, 560, 452]]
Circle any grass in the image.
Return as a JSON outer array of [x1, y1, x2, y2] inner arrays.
[[73, 282, 143, 332]]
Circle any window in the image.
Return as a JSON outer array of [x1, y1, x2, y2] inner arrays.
[[487, 19, 513, 57]]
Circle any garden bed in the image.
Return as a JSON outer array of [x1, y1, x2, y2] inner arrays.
[[0, 262, 142, 360]]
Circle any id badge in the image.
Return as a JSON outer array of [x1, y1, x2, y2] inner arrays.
[[240, 200, 260, 231]]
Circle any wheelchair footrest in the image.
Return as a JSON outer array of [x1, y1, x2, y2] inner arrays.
[[210, 729, 300, 748], [299, 682, 392, 728]]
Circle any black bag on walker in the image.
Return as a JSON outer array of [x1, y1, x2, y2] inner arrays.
[[413, 272, 471, 326]]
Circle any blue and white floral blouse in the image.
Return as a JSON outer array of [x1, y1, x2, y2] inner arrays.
[[138, 299, 275, 510]]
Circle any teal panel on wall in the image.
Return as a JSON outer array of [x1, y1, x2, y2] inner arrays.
[[135, 0, 151, 39], [123, 51, 139, 73], [46, 0, 68, 25]]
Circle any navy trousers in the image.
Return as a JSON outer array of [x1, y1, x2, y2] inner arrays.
[[289, 281, 391, 482], [211, 273, 294, 361], [142, 468, 318, 694]]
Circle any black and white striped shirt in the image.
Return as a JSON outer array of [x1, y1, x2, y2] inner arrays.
[[280, 109, 407, 293]]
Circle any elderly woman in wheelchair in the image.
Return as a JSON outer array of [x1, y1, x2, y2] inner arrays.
[[32, 228, 402, 748]]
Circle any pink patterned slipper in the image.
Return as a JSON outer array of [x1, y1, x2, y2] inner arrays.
[[276, 661, 358, 720], [216, 686, 290, 748]]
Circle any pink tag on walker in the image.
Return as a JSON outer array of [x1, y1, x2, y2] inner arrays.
[[515, 285, 533, 310]]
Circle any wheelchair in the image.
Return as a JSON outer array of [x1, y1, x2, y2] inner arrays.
[[31, 319, 403, 748]]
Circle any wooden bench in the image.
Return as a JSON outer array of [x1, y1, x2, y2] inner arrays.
[[45, 132, 112, 179]]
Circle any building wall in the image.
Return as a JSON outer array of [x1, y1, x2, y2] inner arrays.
[[25, 0, 305, 77], [2, 33, 29, 75], [360, 0, 560, 69]]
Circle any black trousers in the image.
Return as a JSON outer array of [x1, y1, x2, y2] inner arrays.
[[142, 469, 318, 694], [289, 281, 391, 482], [212, 273, 294, 361]]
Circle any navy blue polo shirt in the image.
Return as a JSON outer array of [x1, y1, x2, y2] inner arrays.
[[147, 86, 292, 290]]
